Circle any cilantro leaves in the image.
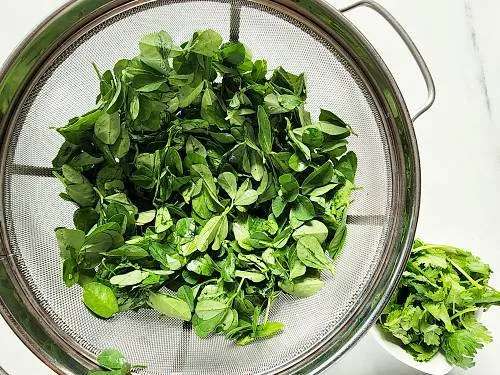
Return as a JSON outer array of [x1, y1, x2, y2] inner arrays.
[[53, 29, 357, 345], [379, 240, 500, 368]]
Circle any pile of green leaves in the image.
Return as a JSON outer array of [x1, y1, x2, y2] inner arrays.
[[53, 29, 357, 345], [89, 348, 144, 375], [379, 239, 500, 368]]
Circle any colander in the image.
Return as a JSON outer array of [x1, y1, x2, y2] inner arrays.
[[0, 0, 435, 374]]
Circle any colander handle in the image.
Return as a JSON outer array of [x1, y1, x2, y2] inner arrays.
[[340, 0, 436, 122]]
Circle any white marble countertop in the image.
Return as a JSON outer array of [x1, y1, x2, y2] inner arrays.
[[0, 0, 499, 374]]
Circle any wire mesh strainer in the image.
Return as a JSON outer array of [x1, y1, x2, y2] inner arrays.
[[0, 0, 435, 374]]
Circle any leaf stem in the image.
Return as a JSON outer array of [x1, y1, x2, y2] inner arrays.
[[448, 259, 483, 289], [263, 296, 271, 324], [450, 306, 478, 321], [227, 278, 245, 305], [412, 244, 483, 288], [91, 62, 102, 80]]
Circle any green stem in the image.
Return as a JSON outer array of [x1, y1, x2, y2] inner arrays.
[[263, 296, 271, 324], [407, 262, 439, 288], [227, 278, 245, 306], [448, 259, 483, 289], [450, 306, 478, 321], [412, 244, 483, 288], [91, 62, 102, 80]]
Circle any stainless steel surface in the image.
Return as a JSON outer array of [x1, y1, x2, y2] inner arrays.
[[340, 0, 435, 122], [0, 0, 427, 374]]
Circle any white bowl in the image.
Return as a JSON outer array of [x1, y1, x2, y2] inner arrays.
[[370, 325, 453, 375]]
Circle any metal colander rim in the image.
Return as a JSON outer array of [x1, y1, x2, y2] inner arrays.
[[0, 0, 422, 374]]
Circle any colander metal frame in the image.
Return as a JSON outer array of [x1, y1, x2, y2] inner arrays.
[[0, 0, 434, 374]]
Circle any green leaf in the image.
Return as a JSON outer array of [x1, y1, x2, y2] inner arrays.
[[178, 81, 204, 108], [441, 330, 483, 369], [288, 153, 308, 172], [218, 172, 237, 199], [279, 174, 299, 202], [249, 149, 265, 182], [193, 215, 225, 252], [192, 309, 227, 338], [301, 127, 324, 148], [272, 196, 286, 217], [221, 41, 246, 65], [67, 152, 103, 169], [296, 235, 333, 271], [286, 118, 310, 160], [273, 226, 292, 249], [289, 248, 306, 279], [56, 108, 102, 145], [110, 270, 150, 287], [234, 189, 259, 206], [55, 228, 85, 259], [110, 126, 130, 159], [139, 30, 181, 73], [62, 258, 79, 287], [195, 299, 227, 320], [83, 222, 124, 253], [96, 348, 127, 370], [292, 220, 328, 243], [422, 302, 453, 332], [301, 161, 334, 194], [461, 313, 492, 343], [255, 322, 284, 338], [106, 244, 149, 259], [309, 183, 337, 197], [328, 224, 347, 259], [176, 218, 196, 241], [88, 369, 122, 375], [94, 112, 121, 145], [148, 293, 192, 321], [251, 59, 267, 81], [319, 108, 349, 127], [155, 206, 173, 233], [292, 195, 315, 221], [191, 29, 223, 57], [235, 270, 266, 283], [136, 210, 156, 225], [278, 94, 302, 110], [201, 88, 228, 129], [187, 255, 215, 276], [278, 277, 324, 298], [257, 106, 272, 153], [82, 282, 119, 318], [129, 95, 140, 120], [177, 285, 195, 312], [263, 94, 284, 114], [186, 135, 207, 157], [149, 242, 184, 270], [336, 151, 357, 183], [415, 252, 448, 269], [312, 121, 350, 136]]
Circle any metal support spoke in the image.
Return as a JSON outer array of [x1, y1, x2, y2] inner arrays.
[[7, 166, 386, 226], [10, 165, 53, 177], [346, 214, 386, 226], [229, 0, 241, 41]]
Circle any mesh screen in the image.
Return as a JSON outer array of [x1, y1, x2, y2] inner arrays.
[[3, 1, 392, 373]]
